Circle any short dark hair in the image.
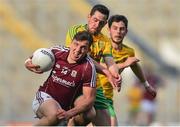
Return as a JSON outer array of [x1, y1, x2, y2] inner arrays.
[[73, 31, 93, 47], [108, 15, 128, 28], [90, 4, 110, 20]]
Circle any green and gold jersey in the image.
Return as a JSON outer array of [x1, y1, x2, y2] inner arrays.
[[65, 24, 113, 88], [100, 44, 135, 99]]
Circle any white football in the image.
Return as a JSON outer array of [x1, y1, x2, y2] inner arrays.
[[32, 48, 55, 72]]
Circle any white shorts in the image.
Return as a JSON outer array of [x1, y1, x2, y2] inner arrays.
[[141, 100, 156, 113], [32, 91, 53, 114]]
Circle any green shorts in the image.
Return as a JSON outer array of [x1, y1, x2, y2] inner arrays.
[[94, 87, 109, 109], [106, 98, 116, 117], [94, 88, 116, 117]]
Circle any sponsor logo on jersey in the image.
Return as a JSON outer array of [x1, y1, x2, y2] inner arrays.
[[52, 74, 75, 88], [98, 41, 105, 49]]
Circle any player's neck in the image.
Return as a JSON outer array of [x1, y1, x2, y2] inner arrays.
[[112, 41, 122, 51]]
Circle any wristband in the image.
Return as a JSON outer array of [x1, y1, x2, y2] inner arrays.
[[143, 81, 150, 87]]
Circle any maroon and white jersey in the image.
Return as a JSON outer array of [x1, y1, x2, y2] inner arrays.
[[38, 45, 96, 110]]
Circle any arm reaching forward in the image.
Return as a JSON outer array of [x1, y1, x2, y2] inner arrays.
[[130, 62, 157, 98], [24, 57, 43, 74]]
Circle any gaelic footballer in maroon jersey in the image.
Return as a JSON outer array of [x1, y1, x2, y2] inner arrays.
[[25, 31, 96, 126], [39, 45, 96, 110]]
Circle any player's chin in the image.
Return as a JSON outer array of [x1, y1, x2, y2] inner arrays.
[[89, 30, 95, 35], [115, 38, 122, 42], [89, 29, 98, 35], [72, 55, 81, 61]]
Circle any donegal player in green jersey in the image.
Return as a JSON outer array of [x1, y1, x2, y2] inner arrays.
[[65, 5, 121, 126], [99, 15, 157, 126]]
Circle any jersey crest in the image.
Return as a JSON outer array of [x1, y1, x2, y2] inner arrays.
[[71, 70, 77, 78]]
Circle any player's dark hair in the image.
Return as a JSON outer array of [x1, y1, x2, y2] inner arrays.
[[73, 31, 93, 47], [90, 4, 109, 20], [108, 15, 128, 28]]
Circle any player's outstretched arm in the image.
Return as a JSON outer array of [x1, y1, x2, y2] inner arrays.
[[130, 62, 157, 98], [24, 57, 43, 74], [117, 57, 140, 73]]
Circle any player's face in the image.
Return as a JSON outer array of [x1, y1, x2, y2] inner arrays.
[[87, 11, 107, 35], [69, 40, 90, 62], [109, 21, 127, 44]]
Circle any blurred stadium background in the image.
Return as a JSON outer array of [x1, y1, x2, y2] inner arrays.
[[0, 0, 179, 125]]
